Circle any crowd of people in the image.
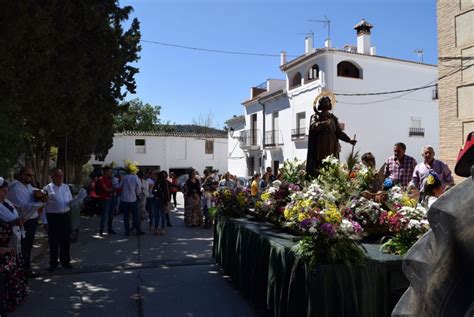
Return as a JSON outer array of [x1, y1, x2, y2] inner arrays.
[[0, 164, 230, 315], [360, 142, 454, 208]]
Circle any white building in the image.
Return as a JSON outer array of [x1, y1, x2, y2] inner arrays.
[[226, 19, 439, 176], [91, 130, 228, 176]]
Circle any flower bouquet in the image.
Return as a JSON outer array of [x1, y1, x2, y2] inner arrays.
[[286, 180, 365, 265], [380, 204, 429, 255], [212, 187, 250, 218], [255, 181, 295, 225]]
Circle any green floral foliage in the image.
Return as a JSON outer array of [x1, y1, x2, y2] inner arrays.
[[293, 235, 365, 266], [279, 158, 306, 184]]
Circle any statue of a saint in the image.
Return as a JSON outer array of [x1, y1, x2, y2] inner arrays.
[[306, 94, 357, 178]]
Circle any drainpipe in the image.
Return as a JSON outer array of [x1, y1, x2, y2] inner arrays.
[[258, 99, 266, 174]]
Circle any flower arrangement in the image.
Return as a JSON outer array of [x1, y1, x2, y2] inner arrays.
[[213, 187, 250, 217], [284, 180, 365, 265], [317, 155, 363, 203], [278, 158, 306, 185], [255, 181, 294, 224], [380, 205, 429, 255]]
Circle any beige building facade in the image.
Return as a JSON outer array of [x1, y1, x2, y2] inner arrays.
[[437, 0, 474, 177]]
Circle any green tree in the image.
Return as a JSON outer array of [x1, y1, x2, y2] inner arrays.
[[114, 99, 162, 132], [0, 0, 141, 184]]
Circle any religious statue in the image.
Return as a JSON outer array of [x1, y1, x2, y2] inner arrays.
[[306, 91, 357, 178]]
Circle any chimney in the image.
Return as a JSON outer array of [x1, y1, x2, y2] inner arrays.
[[305, 34, 314, 54], [280, 50, 287, 66], [325, 39, 331, 48], [370, 46, 376, 55], [354, 19, 373, 55]]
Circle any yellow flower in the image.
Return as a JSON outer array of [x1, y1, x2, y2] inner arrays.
[[298, 212, 309, 222], [261, 192, 271, 201], [323, 206, 342, 224]]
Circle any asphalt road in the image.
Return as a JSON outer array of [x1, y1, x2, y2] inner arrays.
[[12, 193, 257, 317]]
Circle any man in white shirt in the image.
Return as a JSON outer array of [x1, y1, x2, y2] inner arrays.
[[7, 167, 44, 276], [119, 170, 144, 236], [42, 168, 73, 271]]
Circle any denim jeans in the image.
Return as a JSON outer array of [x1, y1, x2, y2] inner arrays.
[[120, 201, 141, 234], [99, 199, 114, 233], [153, 200, 166, 230]]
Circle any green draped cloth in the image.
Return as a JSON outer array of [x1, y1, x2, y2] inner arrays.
[[213, 216, 408, 317]]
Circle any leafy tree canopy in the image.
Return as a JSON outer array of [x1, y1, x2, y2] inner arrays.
[[114, 99, 162, 132]]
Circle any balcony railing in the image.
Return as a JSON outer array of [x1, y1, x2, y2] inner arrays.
[[240, 129, 260, 148], [409, 127, 425, 137], [291, 127, 307, 140], [264, 130, 283, 147]]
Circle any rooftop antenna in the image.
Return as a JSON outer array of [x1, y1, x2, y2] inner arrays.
[[414, 49, 424, 63], [309, 16, 331, 42]]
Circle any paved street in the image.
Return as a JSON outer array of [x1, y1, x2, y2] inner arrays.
[[12, 194, 258, 317]]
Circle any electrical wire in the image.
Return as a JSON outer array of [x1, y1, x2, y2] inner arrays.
[[141, 39, 298, 57]]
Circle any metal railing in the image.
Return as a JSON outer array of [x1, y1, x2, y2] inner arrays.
[[240, 129, 260, 147], [409, 127, 425, 137], [291, 127, 307, 139], [264, 130, 283, 147]]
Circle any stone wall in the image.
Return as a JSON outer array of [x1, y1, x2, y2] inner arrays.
[[437, 0, 474, 182]]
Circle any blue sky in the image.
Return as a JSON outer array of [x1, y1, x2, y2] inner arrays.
[[120, 0, 437, 128]]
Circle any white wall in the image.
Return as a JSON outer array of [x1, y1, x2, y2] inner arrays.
[[91, 134, 228, 174]]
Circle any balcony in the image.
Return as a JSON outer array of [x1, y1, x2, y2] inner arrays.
[[291, 127, 307, 141], [240, 129, 261, 150], [264, 130, 283, 148], [409, 127, 425, 137]]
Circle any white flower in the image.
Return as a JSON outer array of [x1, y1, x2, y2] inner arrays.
[[407, 219, 420, 229], [340, 219, 354, 234], [322, 155, 339, 166]]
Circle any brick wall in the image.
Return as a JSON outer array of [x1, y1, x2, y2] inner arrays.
[[437, 0, 474, 182]]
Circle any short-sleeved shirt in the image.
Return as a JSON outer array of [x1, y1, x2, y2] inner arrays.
[[410, 159, 454, 192], [384, 155, 417, 187]]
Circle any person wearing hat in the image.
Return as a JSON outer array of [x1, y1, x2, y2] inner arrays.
[[306, 93, 357, 178], [42, 168, 73, 272], [0, 177, 28, 314]]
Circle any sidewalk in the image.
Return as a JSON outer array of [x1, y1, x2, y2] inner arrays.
[[13, 193, 258, 317]]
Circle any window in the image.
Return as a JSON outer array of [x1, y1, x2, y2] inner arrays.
[[135, 139, 146, 153], [458, 85, 474, 118], [456, 11, 474, 47], [409, 117, 424, 137], [205, 140, 214, 154], [337, 61, 362, 79], [135, 139, 145, 146], [307, 64, 319, 81], [290, 72, 302, 88]]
